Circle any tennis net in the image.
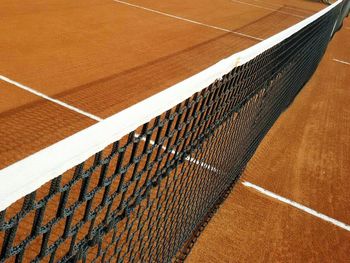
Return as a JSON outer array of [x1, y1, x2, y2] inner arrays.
[[0, 1, 347, 262]]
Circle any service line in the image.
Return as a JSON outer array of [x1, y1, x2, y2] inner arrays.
[[242, 181, 350, 232], [112, 0, 264, 41], [333, 58, 350, 65]]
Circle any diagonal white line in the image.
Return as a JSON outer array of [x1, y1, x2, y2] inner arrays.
[[231, 0, 305, 18], [0, 75, 103, 122], [242, 181, 350, 232], [112, 0, 264, 41], [333, 58, 350, 65]]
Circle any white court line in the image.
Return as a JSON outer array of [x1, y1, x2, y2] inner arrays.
[[231, 0, 305, 19], [112, 0, 264, 41], [0, 75, 103, 122], [242, 181, 350, 232], [333, 58, 350, 65]]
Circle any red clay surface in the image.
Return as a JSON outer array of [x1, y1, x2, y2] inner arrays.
[[0, 0, 263, 167], [0, 0, 326, 167], [187, 185, 350, 262], [1, 0, 324, 168], [0, 0, 328, 168]]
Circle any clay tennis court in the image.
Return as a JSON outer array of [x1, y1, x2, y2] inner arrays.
[[0, 0, 325, 168], [0, 0, 349, 262]]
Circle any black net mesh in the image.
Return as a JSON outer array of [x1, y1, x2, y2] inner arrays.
[[0, 4, 343, 263]]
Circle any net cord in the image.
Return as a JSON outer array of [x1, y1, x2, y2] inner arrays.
[[0, 0, 343, 211]]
